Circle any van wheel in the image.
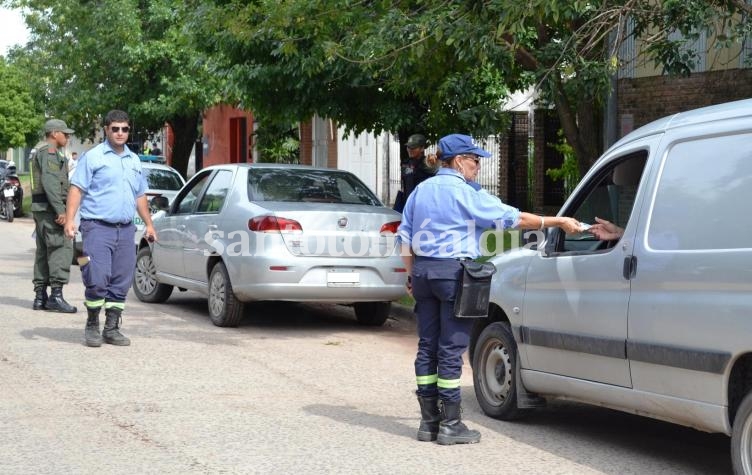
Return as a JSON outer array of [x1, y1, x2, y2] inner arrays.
[[133, 246, 173, 303], [472, 322, 529, 420], [208, 261, 244, 327], [732, 391, 752, 474], [353, 302, 390, 326]]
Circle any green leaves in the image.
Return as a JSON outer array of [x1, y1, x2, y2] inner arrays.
[[0, 57, 42, 149]]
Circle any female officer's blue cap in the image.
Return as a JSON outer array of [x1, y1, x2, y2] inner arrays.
[[437, 134, 492, 160]]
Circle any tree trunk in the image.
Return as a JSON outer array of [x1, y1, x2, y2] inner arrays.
[[167, 114, 200, 179], [551, 78, 602, 178], [575, 95, 602, 177]]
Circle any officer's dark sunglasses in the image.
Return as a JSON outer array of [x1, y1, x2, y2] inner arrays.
[[110, 126, 130, 133]]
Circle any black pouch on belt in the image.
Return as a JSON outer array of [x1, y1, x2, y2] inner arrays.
[[454, 261, 497, 318]]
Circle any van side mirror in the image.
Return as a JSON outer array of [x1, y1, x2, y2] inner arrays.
[[543, 228, 560, 256]]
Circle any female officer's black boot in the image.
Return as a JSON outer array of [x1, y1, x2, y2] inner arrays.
[[416, 395, 441, 441], [436, 401, 481, 445]]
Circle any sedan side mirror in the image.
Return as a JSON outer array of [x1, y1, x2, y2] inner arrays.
[[150, 196, 169, 212]]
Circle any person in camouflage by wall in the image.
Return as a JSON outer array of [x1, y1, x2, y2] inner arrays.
[[31, 119, 77, 313]]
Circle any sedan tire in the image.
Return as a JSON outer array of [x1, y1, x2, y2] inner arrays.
[[353, 302, 390, 326], [208, 261, 244, 327], [133, 246, 173, 303], [732, 390, 752, 475], [472, 322, 529, 420]]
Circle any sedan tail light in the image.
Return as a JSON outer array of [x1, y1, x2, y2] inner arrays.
[[249, 216, 303, 233], [380, 220, 401, 235]]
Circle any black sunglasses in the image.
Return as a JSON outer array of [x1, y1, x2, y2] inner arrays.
[[110, 126, 130, 133]]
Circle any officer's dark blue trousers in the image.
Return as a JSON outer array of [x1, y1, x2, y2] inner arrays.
[[79, 219, 136, 309], [412, 257, 474, 403]]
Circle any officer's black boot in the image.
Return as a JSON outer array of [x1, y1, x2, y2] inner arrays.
[[32, 286, 47, 310], [84, 307, 103, 347], [102, 308, 131, 346], [417, 395, 442, 442], [436, 401, 481, 445], [45, 287, 77, 313]]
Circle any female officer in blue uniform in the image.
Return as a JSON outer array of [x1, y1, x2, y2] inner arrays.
[[397, 134, 581, 445]]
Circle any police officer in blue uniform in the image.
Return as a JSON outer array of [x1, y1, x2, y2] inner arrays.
[[398, 134, 582, 445], [64, 110, 158, 347]]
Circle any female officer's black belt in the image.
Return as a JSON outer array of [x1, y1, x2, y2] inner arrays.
[[81, 218, 132, 227]]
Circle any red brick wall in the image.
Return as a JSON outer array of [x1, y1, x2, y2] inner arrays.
[[327, 124, 338, 168], [202, 105, 254, 167], [617, 69, 752, 134], [299, 121, 312, 165]]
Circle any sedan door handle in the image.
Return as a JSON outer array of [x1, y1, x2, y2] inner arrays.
[[208, 224, 218, 231], [177, 224, 186, 231]]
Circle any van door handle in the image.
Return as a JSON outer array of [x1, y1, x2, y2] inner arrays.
[[623, 255, 637, 280]]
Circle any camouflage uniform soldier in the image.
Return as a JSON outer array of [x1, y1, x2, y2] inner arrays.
[[31, 119, 77, 313]]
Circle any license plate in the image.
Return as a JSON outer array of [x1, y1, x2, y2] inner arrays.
[[3, 189, 13, 198], [327, 270, 360, 286]]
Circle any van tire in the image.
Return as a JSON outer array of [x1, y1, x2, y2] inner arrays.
[[472, 322, 529, 420], [731, 390, 752, 474]]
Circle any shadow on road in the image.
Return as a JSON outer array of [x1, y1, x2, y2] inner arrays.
[[465, 395, 731, 474], [304, 403, 416, 440], [20, 326, 82, 344]]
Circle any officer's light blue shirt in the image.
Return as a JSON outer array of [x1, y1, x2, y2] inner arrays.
[[71, 141, 147, 224], [397, 168, 520, 259]]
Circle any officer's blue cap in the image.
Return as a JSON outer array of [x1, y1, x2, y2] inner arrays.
[[437, 134, 491, 160]]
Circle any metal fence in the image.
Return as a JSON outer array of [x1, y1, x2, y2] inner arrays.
[[388, 135, 503, 207]]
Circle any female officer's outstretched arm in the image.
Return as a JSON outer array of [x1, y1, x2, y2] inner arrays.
[[517, 212, 583, 234]]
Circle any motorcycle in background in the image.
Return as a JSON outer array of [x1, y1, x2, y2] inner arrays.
[[0, 173, 22, 223]]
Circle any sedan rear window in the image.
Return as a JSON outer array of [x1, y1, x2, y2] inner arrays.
[[248, 168, 381, 206], [144, 168, 184, 190]]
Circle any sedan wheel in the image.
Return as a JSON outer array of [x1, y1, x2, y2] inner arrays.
[[472, 322, 529, 420], [208, 261, 244, 327], [132, 246, 173, 303], [732, 391, 752, 474]]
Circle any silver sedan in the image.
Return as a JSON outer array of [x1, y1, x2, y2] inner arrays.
[[133, 164, 408, 326]]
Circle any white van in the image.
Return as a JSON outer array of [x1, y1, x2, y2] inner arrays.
[[472, 99, 752, 473]]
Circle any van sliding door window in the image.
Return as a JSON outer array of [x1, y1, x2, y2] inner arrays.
[[649, 133, 752, 251], [556, 151, 648, 254]]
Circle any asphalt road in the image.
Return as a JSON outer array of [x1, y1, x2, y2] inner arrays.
[[0, 216, 733, 474]]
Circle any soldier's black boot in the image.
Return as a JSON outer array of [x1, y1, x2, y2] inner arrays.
[[45, 287, 77, 313], [417, 395, 442, 442], [84, 307, 103, 347], [436, 401, 481, 445], [32, 286, 47, 310], [102, 308, 130, 346]]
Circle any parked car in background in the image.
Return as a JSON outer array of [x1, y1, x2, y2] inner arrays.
[[469, 99, 752, 474], [133, 164, 407, 327], [133, 162, 185, 243]]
